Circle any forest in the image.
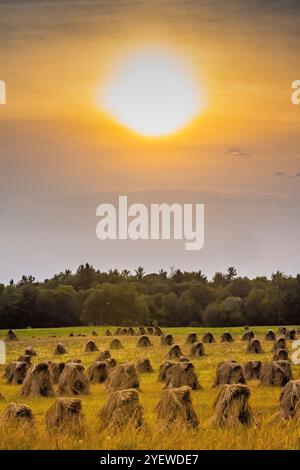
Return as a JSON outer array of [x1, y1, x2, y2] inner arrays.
[[0, 264, 299, 328]]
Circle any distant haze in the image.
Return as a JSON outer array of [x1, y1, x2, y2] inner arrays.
[[0, 188, 299, 283]]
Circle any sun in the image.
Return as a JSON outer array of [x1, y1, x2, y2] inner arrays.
[[96, 49, 204, 137]]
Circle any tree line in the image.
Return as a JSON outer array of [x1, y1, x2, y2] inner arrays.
[[0, 264, 299, 328]]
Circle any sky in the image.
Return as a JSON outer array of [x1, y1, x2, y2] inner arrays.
[[0, 0, 300, 282]]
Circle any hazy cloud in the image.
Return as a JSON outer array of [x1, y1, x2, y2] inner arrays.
[[227, 148, 251, 158], [275, 171, 300, 177]]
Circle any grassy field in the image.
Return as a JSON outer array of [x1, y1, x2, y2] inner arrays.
[[0, 325, 300, 450]]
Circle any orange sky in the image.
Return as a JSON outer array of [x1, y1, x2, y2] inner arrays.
[[0, 0, 300, 281], [1, 1, 299, 197]]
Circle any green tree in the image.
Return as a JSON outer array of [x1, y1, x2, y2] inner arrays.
[[226, 267, 237, 280], [135, 266, 145, 280], [81, 283, 115, 325], [212, 272, 226, 286], [53, 285, 79, 325], [82, 282, 149, 325]]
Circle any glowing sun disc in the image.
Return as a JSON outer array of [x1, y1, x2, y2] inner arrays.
[[97, 50, 204, 137]]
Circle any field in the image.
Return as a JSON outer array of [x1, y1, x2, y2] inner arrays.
[[0, 325, 300, 450]]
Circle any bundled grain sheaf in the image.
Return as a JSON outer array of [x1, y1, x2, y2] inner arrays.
[[106, 363, 139, 392], [136, 358, 153, 373], [114, 328, 122, 336], [147, 327, 154, 335], [109, 338, 124, 349], [17, 354, 32, 365], [87, 361, 108, 384], [45, 398, 85, 435], [1, 403, 34, 427], [58, 362, 90, 396], [285, 329, 296, 340], [120, 328, 128, 336], [189, 342, 205, 358], [165, 362, 201, 390], [24, 346, 37, 356], [241, 330, 254, 341], [106, 358, 117, 370], [264, 330, 276, 341], [179, 356, 190, 362], [98, 389, 144, 431], [49, 362, 65, 385], [84, 340, 99, 352], [54, 343, 68, 355], [91, 330, 98, 336], [246, 365, 261, 392], [273, 349, 289, 361], [97, 350, 111, 360], [137, 335, 152, 347], [278, 360, 292, 375], [213, 361, 246, 387], [279, 379, 300, 419], [278, 327, 287, 335], [246, 338, 264, 354], [211, 384, 255, 427], [154, 326, 163, 336], [161, 334, 173, 346], [202, 332, 215, 343], [4, 329, 18, 341], [260, 361, 292, 387], [243, 361, 262, 380], [186, 332, 198, 344], [5, 361, 29, 385], [105, 329, 112, 336], [20, 363, 55, 397], [166, 344, 182, 359], [158, 361, 176, 382], [271, 337, 287, 352], [156, 386, 198, 428], [127, 327, 136, 336], [220, 332, 234, 342], [138, 326, 147, 335]]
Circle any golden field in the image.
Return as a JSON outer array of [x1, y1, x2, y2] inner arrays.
[[0, 326, 300, 450]]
